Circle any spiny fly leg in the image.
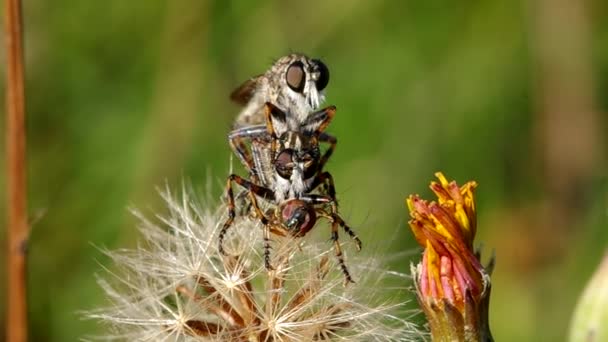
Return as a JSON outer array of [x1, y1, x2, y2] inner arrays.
[[330, 219, 355, 286], [317, 132, 337, 173], [219, 174, 274, 257], [309, 171, 337, 202], [218, 175, 238, 256], [246, 188, 274, 271], [331, 213, 362, 251]]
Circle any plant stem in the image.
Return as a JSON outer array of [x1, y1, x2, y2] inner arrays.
[[4, 0, 29, 340]]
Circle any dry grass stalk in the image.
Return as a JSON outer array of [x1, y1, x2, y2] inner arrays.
[[4, 0, 29, 340]]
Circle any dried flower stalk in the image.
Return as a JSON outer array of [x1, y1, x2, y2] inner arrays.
[[5, 0, 29, 340]]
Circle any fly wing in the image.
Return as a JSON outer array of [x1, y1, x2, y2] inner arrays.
[[230, 75, 262, 106], [251, 136, 275, 189]]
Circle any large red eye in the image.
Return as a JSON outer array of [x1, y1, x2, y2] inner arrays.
[[286, 61, 305, 92], [281, 200, 316, 237]]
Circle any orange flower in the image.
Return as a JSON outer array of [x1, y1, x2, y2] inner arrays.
[[407, 172, 493, 342]]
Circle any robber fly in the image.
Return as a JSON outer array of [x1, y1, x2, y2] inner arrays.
[[219, 103, 361, 284], [229, 54, 336, 187], [230, 53, 330, 135], [229, 102, 336, 201]]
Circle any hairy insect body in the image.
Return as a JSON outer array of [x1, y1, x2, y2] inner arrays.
[[231, 54, 329, 134], [222, 55, 360, 284], [230, 103, 333, 201], [259, 131, 320, 203]]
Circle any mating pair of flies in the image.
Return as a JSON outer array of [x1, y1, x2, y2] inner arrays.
[[218, 54, 361, 284]]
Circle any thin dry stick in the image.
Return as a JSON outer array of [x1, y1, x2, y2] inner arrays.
[[5, 0, 29, 340]]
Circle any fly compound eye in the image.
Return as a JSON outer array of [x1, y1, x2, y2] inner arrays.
[[281, 200, 316, 237], [275, 149, 294, 179], [312, 59, 329, 91], [286, 61, 306, 93], [301, 154, 319, 179], [303, 156, 314, 168]]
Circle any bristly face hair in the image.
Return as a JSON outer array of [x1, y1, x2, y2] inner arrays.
[[231, 53, 330, 132]]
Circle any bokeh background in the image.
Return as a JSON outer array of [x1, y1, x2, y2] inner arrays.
[[1, 0, 607, 340]]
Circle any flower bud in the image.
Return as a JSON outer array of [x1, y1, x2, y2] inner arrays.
[[407, 172, 494, 342]]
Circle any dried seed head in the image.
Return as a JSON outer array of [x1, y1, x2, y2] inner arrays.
[[87, 186, 422, 341]]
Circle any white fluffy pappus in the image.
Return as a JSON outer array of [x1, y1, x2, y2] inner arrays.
[[86, 185, 423, 341]]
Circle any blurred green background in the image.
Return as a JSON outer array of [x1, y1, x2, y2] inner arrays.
[[1, 0, 607, 340]]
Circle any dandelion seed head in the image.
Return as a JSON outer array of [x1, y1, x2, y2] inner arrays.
[[87, 186, 423, 341]]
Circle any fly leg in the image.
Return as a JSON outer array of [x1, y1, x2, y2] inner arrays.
[[317, 132, 337, 172], [246, 189, 275, 271], [218, 174, 274, 257], [308, 171, 362, 251], [301, 105, 336, 133], [315, 211, 356, 286]]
